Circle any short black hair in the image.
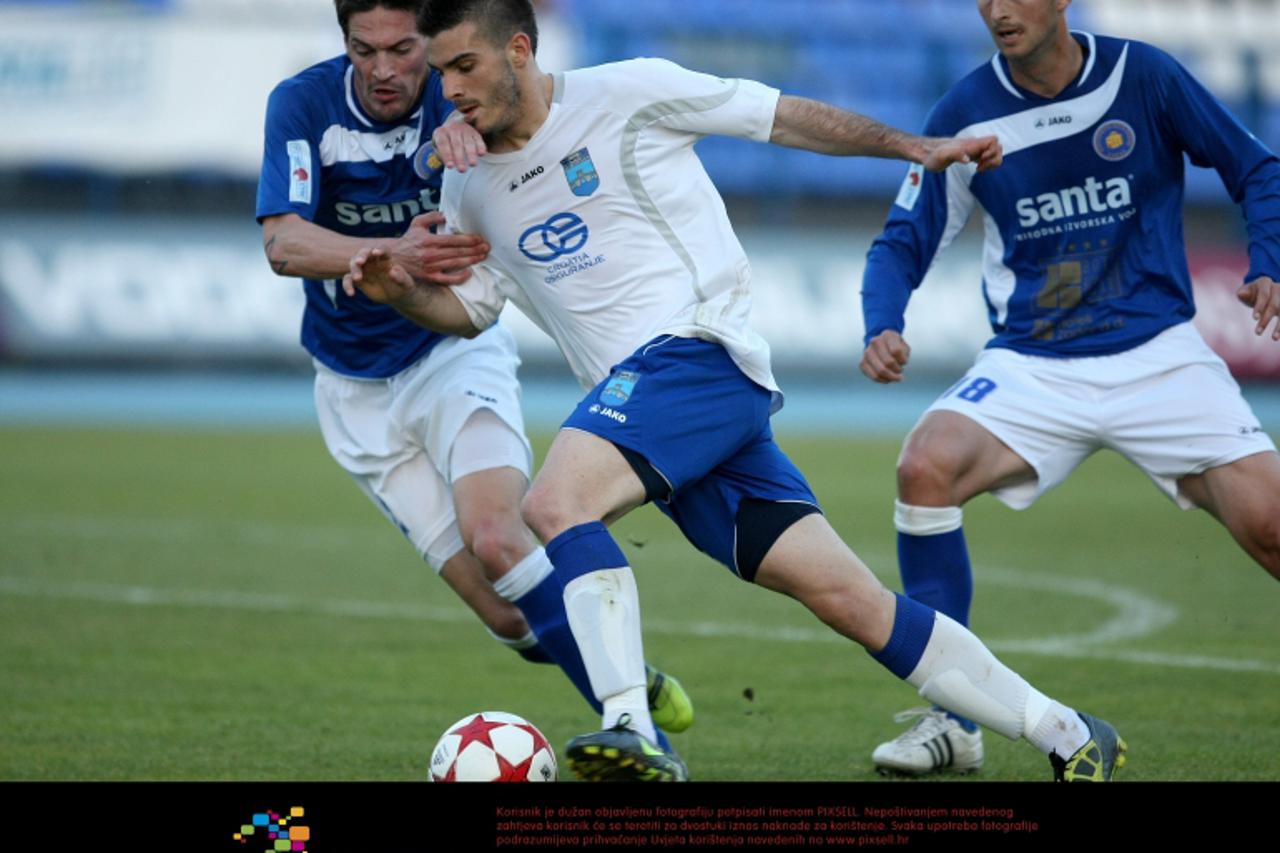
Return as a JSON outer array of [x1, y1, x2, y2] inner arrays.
[[419, 0, 538, 55], [333, 0, 424, 38]]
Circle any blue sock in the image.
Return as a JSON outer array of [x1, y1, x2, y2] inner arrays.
[[513, 572, 603, 715], [869, 592, 936, 680], [899, 526, 974, 625], [546, 521, 629, 582], [899, 524, 977, 732]]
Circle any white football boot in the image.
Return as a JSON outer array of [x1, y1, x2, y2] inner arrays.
[[872, 707, 984, 775]]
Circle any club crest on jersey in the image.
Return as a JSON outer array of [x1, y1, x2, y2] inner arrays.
[[561, 148, 599, 197], [1093, 119, 1136, 162], [599, 370, 640, 407], [413, 141, 444, 180]]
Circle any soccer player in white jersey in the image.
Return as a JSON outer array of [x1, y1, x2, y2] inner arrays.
[[860, 0, 1280, 776], [346, 0, 1125, 782], [256, 0, 692, 746]]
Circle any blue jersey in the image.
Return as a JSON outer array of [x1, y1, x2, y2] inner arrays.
[[256, 56, 452, 378], [863, 33, 1280, 358]]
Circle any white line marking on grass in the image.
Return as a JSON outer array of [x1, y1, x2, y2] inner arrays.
[[0, 576, 471, 625], [1, 514, 382, 550], [2, 572, 1276, 676]]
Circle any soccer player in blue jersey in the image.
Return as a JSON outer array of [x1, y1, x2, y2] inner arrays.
[[346, 0, 1128, 783], [860, 0, 1280, 776], [255, 0, 692, 744]]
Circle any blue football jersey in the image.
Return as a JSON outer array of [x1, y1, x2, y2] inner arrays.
[[256, 56, 453, 377], [863, 33, 1280, 357]]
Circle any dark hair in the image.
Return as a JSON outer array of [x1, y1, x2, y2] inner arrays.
[[333, 0, 424, 38], [419, 0, 539, 55]]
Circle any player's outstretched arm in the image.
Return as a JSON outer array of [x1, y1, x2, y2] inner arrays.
[[1238, 276, 1280, 340], [261, 212, 488, 285], [860, 329, 912, 384], [343, 247, 481, 338], [769, 96, 1001, 173]]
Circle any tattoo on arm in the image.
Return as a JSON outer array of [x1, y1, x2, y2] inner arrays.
[[264, 235, 289, 275]]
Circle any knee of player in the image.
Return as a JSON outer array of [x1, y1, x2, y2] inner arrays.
[[466, 517, 533, 576], [1247, 513, 1280, 579], [896, 443, 963, 501], [800, 584, 888, 647], [520, 486, 568, 542]]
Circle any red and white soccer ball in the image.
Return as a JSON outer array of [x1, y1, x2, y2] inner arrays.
[[428, 711, 557, 782]]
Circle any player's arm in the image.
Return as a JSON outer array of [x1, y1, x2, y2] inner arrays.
[[630, 59, 999, 173], [1153, 45, 1280, 338], [343, 247, 481, 337], [431, 110, 487, 173], [859, 102, 979, 383], [770, 96, 1002, 173], [261, 212, 488, 285], [256, 76, 488, 285]]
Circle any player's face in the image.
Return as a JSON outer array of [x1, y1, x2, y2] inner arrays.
[[345, 8, 430, 123], [427, 22, 525, 142], [977, 0, 1069, 62]]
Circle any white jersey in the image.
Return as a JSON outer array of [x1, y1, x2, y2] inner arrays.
[[446, 58, 782, 397]]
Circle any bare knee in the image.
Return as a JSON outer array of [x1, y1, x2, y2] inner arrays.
[[754, 514, 897, 649], [465, 513, 536, 577], [801, 585, 882, 646], [897, 414, 1032, 506], [897, 440, 964, 505], [521, 484, 585, 544], [1243, 513, 1280, 581]]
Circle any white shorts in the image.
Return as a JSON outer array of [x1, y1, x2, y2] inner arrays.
[[314, 325, 533, 571], [924, 322, 1276, 510]]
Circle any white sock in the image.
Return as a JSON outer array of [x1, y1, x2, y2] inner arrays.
[[894, 501, 963, 535], [1025, 697, 1091, 759], [904, 612, 1031, 741], [562, 567, 654, 742], [491, 547, 554, 601]]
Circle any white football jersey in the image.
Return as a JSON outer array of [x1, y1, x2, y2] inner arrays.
[[445, 58, 782, 396]]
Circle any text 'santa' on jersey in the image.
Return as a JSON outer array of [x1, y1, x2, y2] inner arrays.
[[863, 33, 1280, 358]]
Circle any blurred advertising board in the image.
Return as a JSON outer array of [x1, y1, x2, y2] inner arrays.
[[1, 216, 1273, 381]]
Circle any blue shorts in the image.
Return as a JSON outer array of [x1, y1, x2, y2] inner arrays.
[[562, 336, 820, 579]]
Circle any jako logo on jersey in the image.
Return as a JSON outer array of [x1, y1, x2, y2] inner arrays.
[[1015, 176, 1132, 227], [335, 190, 438, 226], [1035, 115, 1072, 128], [1093, 119, 1136, 162], [519, 212, 589, 262], [510, 165, 545, 193], [587, 403, 627, 424]]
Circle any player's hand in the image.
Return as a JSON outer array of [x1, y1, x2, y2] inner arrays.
[[922, 135, 1002, 173], [343, 247, 417, 304], [860, 329, 912, 384], [393, 212, 489, 286], [1238, 276, 1280, 340], [432, 115, 487, 173]]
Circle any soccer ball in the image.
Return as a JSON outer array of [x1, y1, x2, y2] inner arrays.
[[428, 711, 557, 782]]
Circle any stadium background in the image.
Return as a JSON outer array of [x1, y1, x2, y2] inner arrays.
[[2, 0, 1279, 791]]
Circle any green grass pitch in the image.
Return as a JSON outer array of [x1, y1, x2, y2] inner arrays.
[[1, 424, 1277, 781]]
